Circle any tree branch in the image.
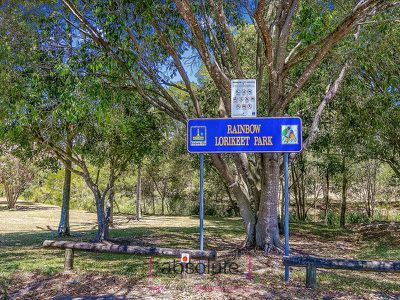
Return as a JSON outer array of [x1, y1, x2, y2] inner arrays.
[[302, 62, 350, 151], [209, 0, 245, 78], [274, 0, 386, 114], [151, 19, 202, 116], [174, 0, 231, 115]]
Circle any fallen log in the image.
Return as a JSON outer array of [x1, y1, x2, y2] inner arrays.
[[43, 240, 217, 259]]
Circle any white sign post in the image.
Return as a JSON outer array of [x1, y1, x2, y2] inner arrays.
[[231, 79, 257, 118], [180, 253, 190, 277]]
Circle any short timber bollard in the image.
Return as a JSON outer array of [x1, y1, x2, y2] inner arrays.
[[306, 266, 316, 288], [64, 248, 74, 271]]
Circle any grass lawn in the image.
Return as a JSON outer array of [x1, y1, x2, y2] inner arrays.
[[0, 200, 399, 299]]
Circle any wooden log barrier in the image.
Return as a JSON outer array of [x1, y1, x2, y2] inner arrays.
[[44, 240, 217, 271], [283, 256, 400, 288]]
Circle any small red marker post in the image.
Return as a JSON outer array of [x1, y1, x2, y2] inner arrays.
[[247, 255, 252, 280]]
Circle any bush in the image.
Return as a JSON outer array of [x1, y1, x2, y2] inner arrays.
[[327, 211, 339, 227], [347, 211, 369, 224], [168, 193, 190, 215]]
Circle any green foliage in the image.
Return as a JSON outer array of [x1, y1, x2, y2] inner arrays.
[[346, 212, 369, 225]]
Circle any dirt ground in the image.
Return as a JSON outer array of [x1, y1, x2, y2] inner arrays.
[[0, 200, 399, 300]]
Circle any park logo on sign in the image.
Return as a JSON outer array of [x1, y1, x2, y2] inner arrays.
[[281, 125, 298, 145], [190, 126, 207, 146]]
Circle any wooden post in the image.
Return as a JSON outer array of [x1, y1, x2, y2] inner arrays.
[[64, 248, 74, 271], [306, 266, 316, 288], [181, 263, 188, 279]]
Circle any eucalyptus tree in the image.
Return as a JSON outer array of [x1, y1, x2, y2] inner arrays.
[[52, 0, 399, 251], [0, 6, 161, 241], [0, 1, 76, 235]]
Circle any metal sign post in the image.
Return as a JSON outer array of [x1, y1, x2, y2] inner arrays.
[[199, 153, 204, 274], [187, 116, 301, 281], [284, 152, 290, 282]]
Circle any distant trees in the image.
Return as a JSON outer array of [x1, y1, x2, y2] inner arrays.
[[0, 153, 33, 209]]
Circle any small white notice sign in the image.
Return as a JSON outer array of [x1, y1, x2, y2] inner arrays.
[[231, 79, 257, 118], [181, 253, 190, 264]]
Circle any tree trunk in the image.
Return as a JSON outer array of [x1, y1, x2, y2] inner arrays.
[[279, 177, 284, 234], [92, 187, 108, 241], [300, 162, 306, 221], [324, 168, 330, 225], [223, 181, 239, 216], [58, 128, 73, 236], [106, 184, 114, 228], [58, 11, 73, 237], [365, 160, 378, 219], [291, 164, 301, 221], [136, 163, 142, 220], [210, 154, 256, 248], [231, 183, 256, 247], [151, 191, 155, 215], [58, 163, 71, 236], [340, 155, 347, 228], [255, 153, 283, 253], [4, 183, 18, 209]]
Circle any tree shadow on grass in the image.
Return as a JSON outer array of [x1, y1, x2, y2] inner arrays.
[[0, 201, 57, 211], [317, 269, 400, 296], [0, 222, 243, 279], [290, 222, 350, 239]]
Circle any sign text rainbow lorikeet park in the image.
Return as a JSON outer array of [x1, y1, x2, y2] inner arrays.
[[187, 117, 302, 153]]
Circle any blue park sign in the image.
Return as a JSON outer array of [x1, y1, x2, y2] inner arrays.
[[187, 117, 302, 153]]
